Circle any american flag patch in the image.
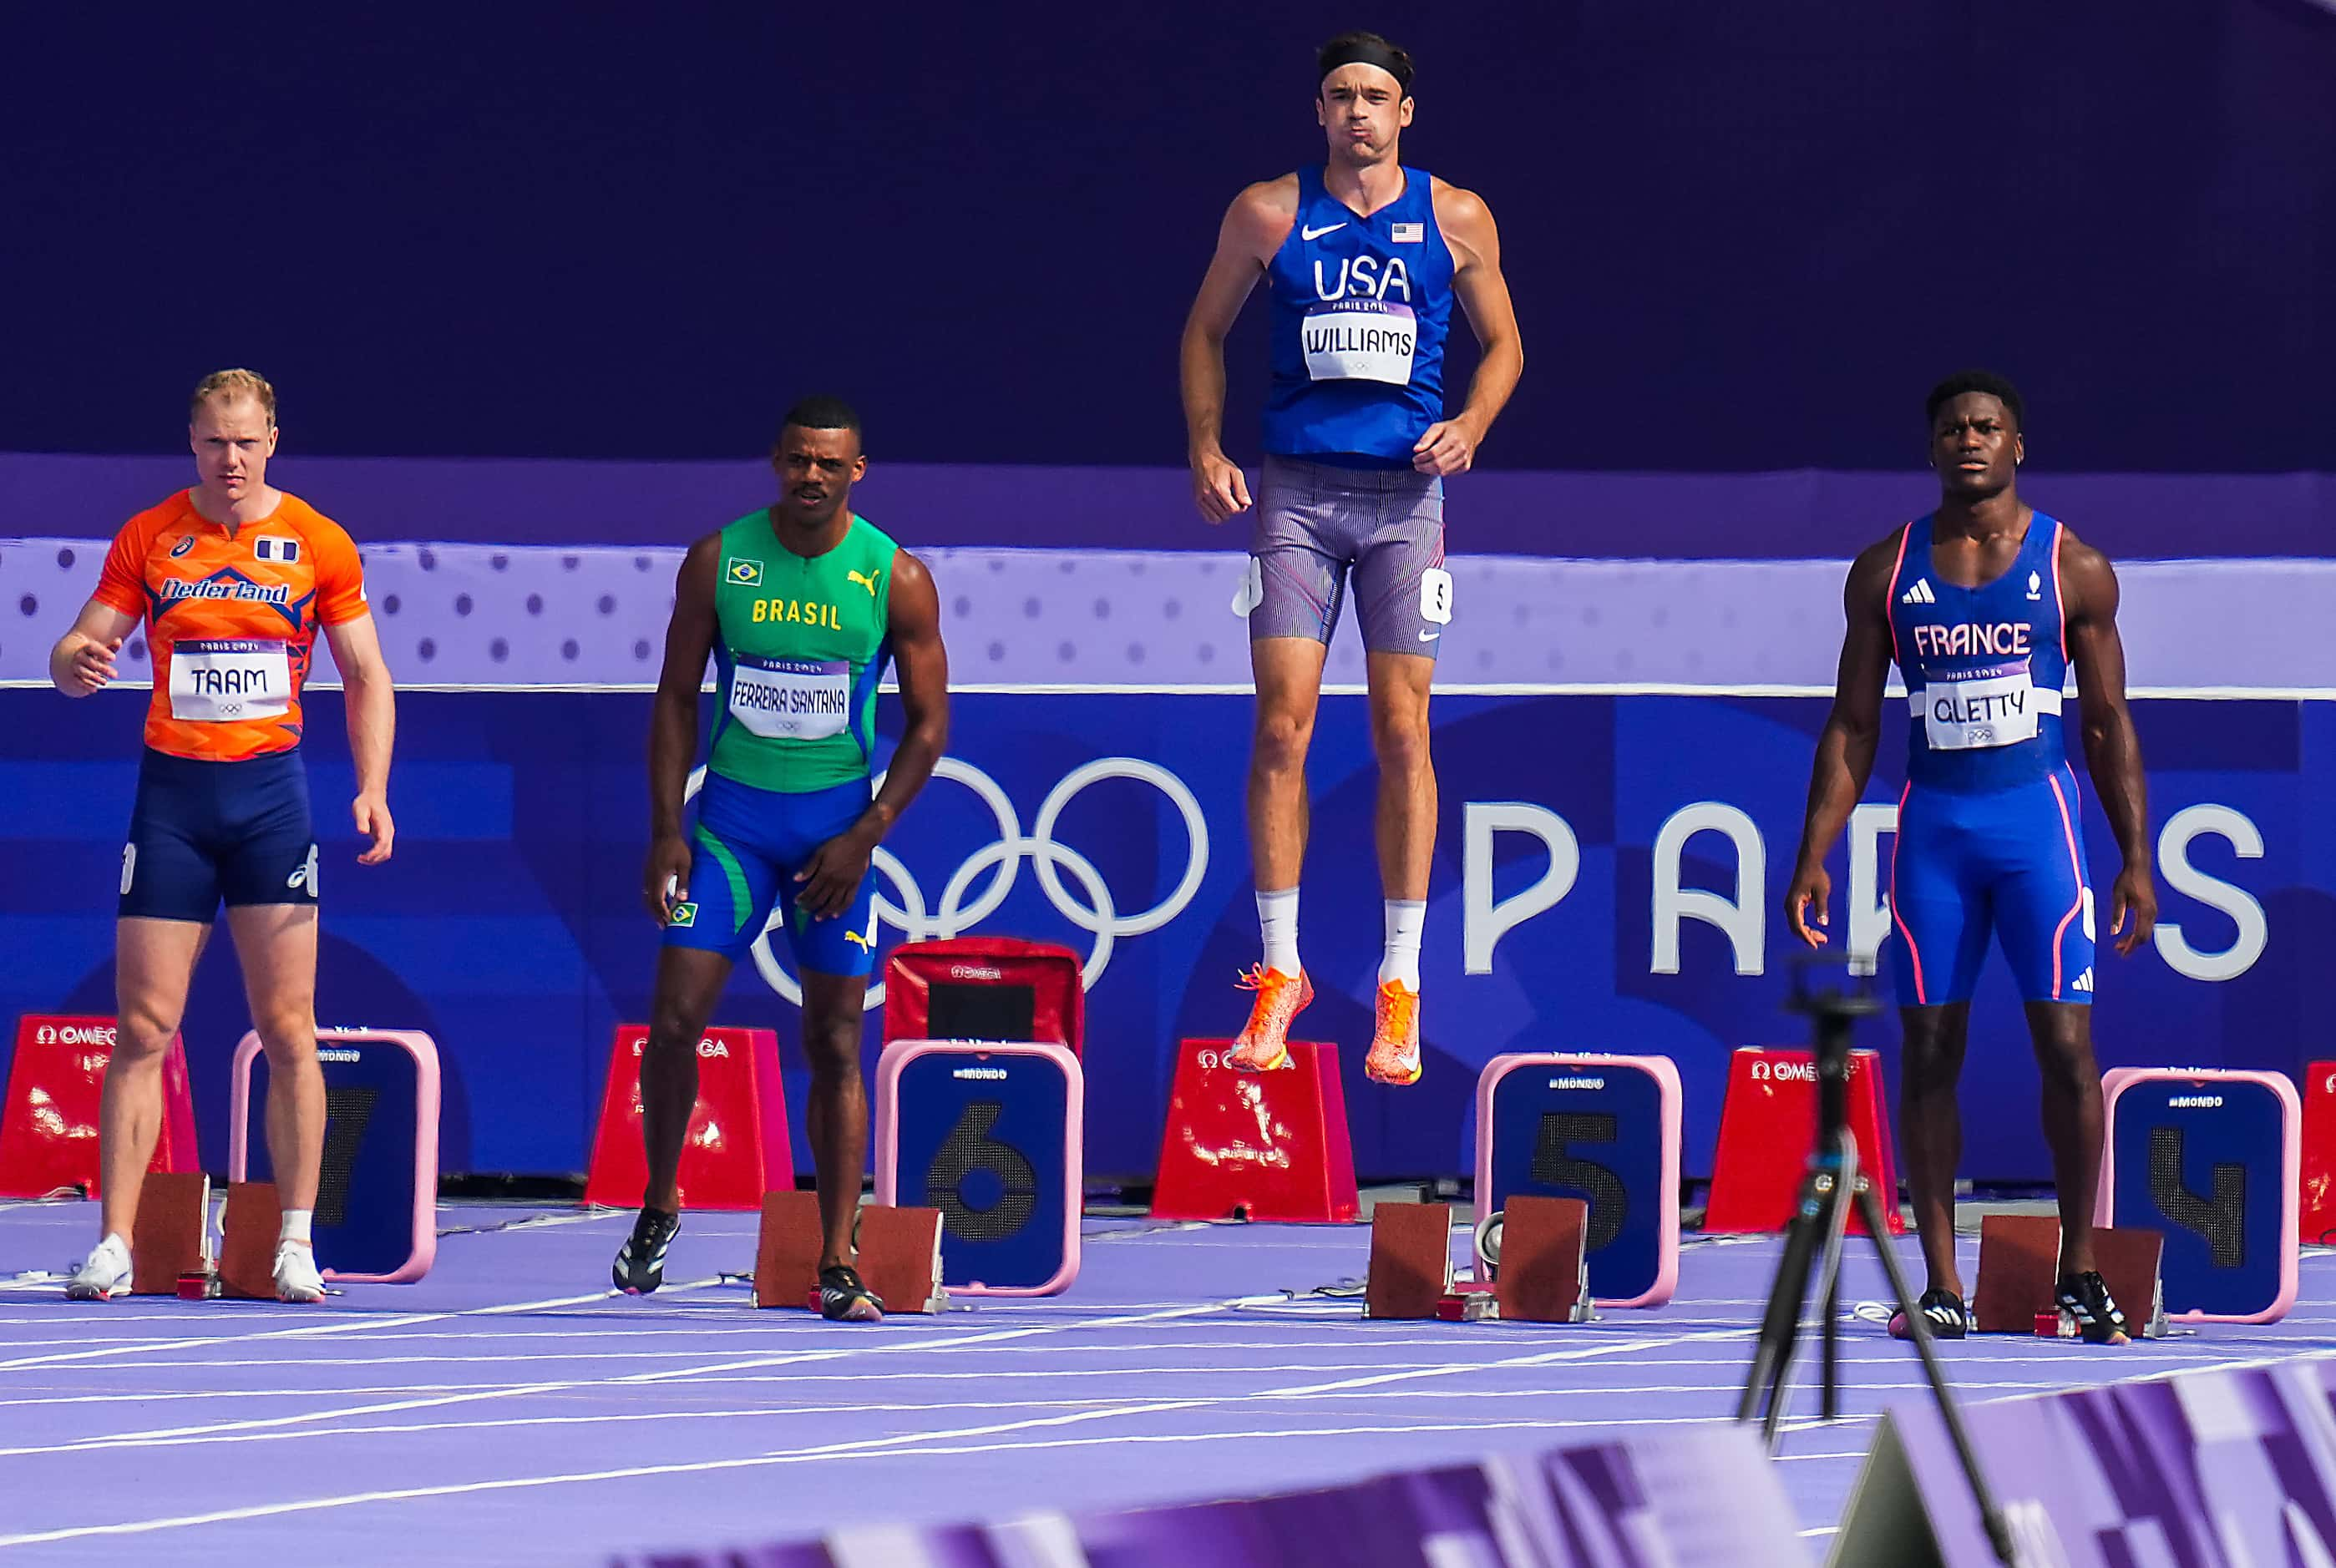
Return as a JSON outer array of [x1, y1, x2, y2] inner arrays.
[[253, 536, 301, 564], [1391, 221, 1424, 243]]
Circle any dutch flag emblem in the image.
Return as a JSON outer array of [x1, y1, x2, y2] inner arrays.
[[254, 536, 301, 564]]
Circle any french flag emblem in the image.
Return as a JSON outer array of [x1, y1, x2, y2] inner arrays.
[[254, 536, 301, 564]]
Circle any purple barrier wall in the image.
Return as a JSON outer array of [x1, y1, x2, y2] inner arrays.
[[8, 453, 2335, 556]]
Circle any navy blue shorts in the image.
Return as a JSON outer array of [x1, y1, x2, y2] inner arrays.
[[119, 749, 319, 922], [661, 772, 878, 977]]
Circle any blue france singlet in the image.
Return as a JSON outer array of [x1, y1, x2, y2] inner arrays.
[[1888, 512, 2071, 793], [1261, 165, 1456, 465]]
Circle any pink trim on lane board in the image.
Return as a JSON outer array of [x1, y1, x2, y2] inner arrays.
[[227, 1027, 441, 1285], [1472, 1052, 1681, 1309], [1890, 782, 1927, 1004], [2045, 771, 2085, 999], [874, 1039, 1083, 1297]]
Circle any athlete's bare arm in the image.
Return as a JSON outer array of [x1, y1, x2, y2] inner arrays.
[[322, 613, 397, 865], [1180, 178, 1300, 524], [48, 600, 139, 697], [643, 534, 721, 924], [1786, 533, 1903, 945], [794, 550, 950, 918], [1419, 180, 1523, 478], [2062, 534, 2156, 954]]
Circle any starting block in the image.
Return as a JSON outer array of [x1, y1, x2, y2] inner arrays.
[[1475, 1053, 1680, 1307], [1972, 1213, 2169, 1337], [217, 1181, 283, 1301], [0, 1014, 199, 1198], [1364, 1202, 1457, 1319], [583, 1024, 794, 1211], [1366, 1199, 1593, 1323], [1705, 1046, 1903, 1235], [2096, 1066, 2299, 1323], [230, 1029, 441, 1283], [752, 1190, 947, 1314], [131, 1171, 211, 1295], [1151, 1039, 1359, 1223], [882, 937, 1084, 1055], [875, 1039, 1082, 1296], [2299, 1060, 2335, 1244]]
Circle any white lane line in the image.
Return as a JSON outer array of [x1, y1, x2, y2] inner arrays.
[[15, 1301, 1238, 1453], [0, 1281, 722, 1373]]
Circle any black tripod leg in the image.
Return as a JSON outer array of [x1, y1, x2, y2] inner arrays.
[[1853, 1179, 2018, 1565], [1733, 1186, 1827, 1430]]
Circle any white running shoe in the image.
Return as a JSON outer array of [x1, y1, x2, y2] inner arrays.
[[273, 1241, 326, 1303], [65, 1235, 133, 1301]]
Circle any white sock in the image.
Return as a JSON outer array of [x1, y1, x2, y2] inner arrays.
[[280, 1210, 314, 1247], [1257, 888, 1300, 977], [1380, 899, 1426, 989]]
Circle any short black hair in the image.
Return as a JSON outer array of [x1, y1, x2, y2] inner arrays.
[[1317, 31, 1415, 96], [776, 394, 862, 446], [1925, 370, 2024, 432]]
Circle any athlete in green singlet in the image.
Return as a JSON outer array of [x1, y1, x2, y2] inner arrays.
[[615, 396, 950, 1322]]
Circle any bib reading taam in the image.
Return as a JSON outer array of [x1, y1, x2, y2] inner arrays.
[[168, 639, 292, 722]]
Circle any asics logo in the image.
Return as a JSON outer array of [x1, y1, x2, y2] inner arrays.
[[1301, 221, 1347, 240], [286, 844, 319, 895]]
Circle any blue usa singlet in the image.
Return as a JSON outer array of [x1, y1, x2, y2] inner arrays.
[[1261, 165, 1456, 464], [1887, 512, 2070, 793], [1882, 510, 2096, 1008]]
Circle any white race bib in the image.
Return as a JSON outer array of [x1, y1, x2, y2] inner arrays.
[[1302, 298, 1417, 385], [727, 655, 849, 741], [1919, 666, 2041, 751], [168, 639, 291, 722]]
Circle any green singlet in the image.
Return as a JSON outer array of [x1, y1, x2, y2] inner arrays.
[[705, 509, 899, 793]]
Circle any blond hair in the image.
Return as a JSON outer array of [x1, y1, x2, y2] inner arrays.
[[190, 368, 277, 427]]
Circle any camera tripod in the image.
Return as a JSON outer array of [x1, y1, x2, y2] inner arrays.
[[1733, 959, 2014, 1565]]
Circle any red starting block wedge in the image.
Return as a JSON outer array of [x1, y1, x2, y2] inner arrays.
[[1492, 1194, 1593, 1324], [0, 1015, 199, 1199], [1365, 1201, 1456, 1318], [2302, 1060, 2336, 1245], [753, 1191, 947, 1313], [1151, 1039, 1359, 1223], [1972, 1213, 2167, 1337], [583, 1025, 794, 1211], [132, 1171, 211, 1296], [1705, 1046, 1903, 1236], [217, 1181, 283, 1301]]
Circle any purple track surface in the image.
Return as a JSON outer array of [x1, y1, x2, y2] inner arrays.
[[2, 1200, 2328, 1564]]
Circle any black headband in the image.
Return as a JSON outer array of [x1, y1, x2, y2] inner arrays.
[[1318, 38, 1412, 95]]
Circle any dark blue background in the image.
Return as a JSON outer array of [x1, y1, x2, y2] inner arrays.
[[7, 2, 2333, 470], [1, 685, 2318, 1187]]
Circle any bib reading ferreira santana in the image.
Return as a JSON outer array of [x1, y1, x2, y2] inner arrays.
[[707, 511, 898, 793], [168, 639, 292, 723]]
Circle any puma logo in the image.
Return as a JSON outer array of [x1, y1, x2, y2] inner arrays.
[[844, 925, 876, 952], [847, 569, 881, 597]]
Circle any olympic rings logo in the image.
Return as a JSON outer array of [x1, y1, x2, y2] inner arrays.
[[683, 756, 1209, 1007]]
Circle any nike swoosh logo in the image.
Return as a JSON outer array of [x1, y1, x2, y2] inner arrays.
[[1418, 630, 1441, 642], [1301, 222, 1347, 240]]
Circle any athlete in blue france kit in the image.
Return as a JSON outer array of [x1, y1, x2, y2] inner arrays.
[[1786, 372, 2157, 1345], [1181, 30, 1523, 1087]]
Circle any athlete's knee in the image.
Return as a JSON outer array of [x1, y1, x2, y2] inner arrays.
[[109, 1006, 178, 1067], [1898, 1013, 1967, 1096], [252, 1004, 318, 1065], [2029, 1013, 2097, 1095], [1368, 705, 1432, 776], [1252, 705, 1314, 772], [643, 999, 708, 1060]]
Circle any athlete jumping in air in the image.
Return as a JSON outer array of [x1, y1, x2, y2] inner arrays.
[[1180, 30, 1523, 1087], [1786, 371, 2156, 1345], [618, 397, 949, 1323]]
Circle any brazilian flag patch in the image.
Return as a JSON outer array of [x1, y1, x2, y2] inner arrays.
[[726, 557, 764, 587], [668, 901, 698, 928]]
